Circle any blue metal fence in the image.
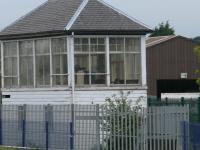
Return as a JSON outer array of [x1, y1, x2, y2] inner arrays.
[[182, 122, 200, 150]]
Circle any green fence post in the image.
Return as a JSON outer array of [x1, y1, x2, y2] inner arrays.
[[165, 97, 168, 106], [147, 98, 151, 106], [198, 97, 200, 122], [181, 97, 185, 106]]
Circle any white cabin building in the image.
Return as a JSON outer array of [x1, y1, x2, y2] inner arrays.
[[0, 0, 152, 105]]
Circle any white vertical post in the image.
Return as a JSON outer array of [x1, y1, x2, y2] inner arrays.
[[17, 41, 20, 87], [49, 38, 53, 87], [33, 40, 36, 88], [68, 34, 75, 104], [106, 36, 110, 86], [141, 35, 147, 86], [67, 36, 71, 88], [1, 41, 4, 88]]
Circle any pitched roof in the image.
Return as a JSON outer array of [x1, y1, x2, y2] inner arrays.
[[146, 35, 176, 47], [0, 0, 151, 38], [0, 0, 82, 36], [70, 0, 150, 31]]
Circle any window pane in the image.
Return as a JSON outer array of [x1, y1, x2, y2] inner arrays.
[[35, 39, 50, 54], [74, 38, 89, 52], [3, 41, 18, 88], [4, 42, 17, 57], [20, 57, 34, 87], [91, 75, 106, 84], [75, 54, 89, 74], [4, 77, 18, 88], [51, 37, 68, 86], [19, 41, 34, 87], [125, 38, 141, 52], [52, 55, 67, 74], [4, 42, 18, 76], [4, 57, 17, 76], [110, 54, 124, 84], [75, 38, 106, 86], [75, 75, 89, 86], [91, 38, 105, 52], [109, 38, 124, 52], [35, 39, 50, 87], [91, 54, 105, 73], [36, 56, 50, 86], [52, 38, 67, 53], [125, 54, 141, 84], [53, 75, 68, 86], [19, 40, 33, 56], [134, 38, 141, 52]]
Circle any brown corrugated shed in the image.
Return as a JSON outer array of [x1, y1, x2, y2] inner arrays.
[[146, 36, 200, 96]]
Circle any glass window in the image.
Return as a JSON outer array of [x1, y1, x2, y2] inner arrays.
[[51, 37, 68, 86], [110, 37, 141, 84], [4, 42, 18, 88], [110, 54, 124, 84], [19, 40, 34, 87], [35, 39, 50, 87], [74, 38, 106, 86]]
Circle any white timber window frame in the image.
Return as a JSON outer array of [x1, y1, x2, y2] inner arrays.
[[3, 41, 18, 88], [1, 36, 69, 89], [109, 36, 142, 85], [1, 35, 145, 89], [51, 37, 68, 87], [74, 37, 107, 86]]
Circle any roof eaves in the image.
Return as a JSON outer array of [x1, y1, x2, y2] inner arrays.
[[96, 0, 152, 31], [65, 0, 88, 31]]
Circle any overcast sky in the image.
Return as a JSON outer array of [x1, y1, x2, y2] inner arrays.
[[0, 0, 199, 38]]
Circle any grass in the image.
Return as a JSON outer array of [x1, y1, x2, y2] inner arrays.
[[0, 147, 16, 150]]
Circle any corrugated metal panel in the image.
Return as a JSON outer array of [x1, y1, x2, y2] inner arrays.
[[146, 36, 200, 96]]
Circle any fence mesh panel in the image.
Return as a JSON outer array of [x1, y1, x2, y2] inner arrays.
[[0, 104, 190, 150]]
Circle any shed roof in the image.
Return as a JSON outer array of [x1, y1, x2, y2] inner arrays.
[[146, 35, 197, 48], [0, 0, 151, 39], [146, 35, 176, 47]]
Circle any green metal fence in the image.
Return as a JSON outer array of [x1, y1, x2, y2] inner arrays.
[[147, 97, 200, 123]]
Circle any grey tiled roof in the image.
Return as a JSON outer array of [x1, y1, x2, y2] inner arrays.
[[0, 0, 151, 37], [0, 0, 82, 36], [71, 0, 149, 31]]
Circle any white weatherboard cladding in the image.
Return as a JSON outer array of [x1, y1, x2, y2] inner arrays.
[[2, 89, 147, 106]]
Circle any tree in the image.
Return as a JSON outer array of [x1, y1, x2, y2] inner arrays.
[[194, 45, 200, 88], [150, 21, 175, 37], [100, 91, 145, 150], [194, 36, 200, 43]]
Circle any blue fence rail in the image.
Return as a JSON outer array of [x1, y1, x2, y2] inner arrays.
[[0, 105, 72, 150], [182, 122, 200, 150]]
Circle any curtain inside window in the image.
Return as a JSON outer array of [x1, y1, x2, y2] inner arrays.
[[19, 41, 34, 87], [52, 38, 68, 86], [35, 39, 50, 87], [4, 42, 18, 88]]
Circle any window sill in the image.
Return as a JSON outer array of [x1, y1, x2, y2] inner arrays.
[[2, 85, 147, 92]]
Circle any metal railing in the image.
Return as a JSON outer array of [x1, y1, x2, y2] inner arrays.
[[0, 104, 189, 150], [148, 97, 200, 123]]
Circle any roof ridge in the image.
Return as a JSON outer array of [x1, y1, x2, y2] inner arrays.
[[65, 0, 89, 30], [0, 1, 48, 33], [96, 0, 152, 30]]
